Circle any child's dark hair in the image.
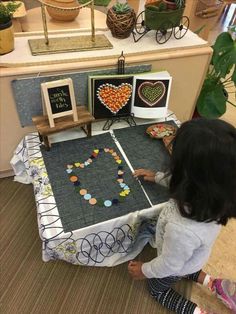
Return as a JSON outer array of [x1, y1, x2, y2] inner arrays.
[[169, 118, 236, 225]]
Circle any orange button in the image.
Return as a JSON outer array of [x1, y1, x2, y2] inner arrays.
[[70, 176, 78, 182], [89, 198, 97, 205], [80, 189, 87, 195]]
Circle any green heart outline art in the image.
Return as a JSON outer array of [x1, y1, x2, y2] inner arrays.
[[66, 148, 131, 208], [138, 81, 166, 107]]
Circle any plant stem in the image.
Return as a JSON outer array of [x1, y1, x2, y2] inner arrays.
[[226, 99, 236, 107]]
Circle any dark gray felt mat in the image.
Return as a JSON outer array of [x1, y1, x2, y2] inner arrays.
[[41, 132, 151, 232], [113, 121, 178, 205]]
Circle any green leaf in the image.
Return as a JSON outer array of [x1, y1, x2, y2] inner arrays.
[[0, 1, 21, 24], [214, 49, 236, 79], [113, 2, 130, 13], [231, 65, 236, 86], [196, 83, 227, 118], [211, 32, 236, 78]]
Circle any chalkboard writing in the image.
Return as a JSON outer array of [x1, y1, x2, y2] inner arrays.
[[41, 78, 78, 128], [48, 85, 72, 114]]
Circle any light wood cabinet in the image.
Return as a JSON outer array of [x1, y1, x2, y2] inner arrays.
[[0, 24, 212, 177]]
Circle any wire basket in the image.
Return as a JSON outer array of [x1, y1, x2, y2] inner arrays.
[[145, 6, 184, 30]]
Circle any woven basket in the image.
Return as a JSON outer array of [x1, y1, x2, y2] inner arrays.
[[106, 8, 136, 39], [78, 0, 111, 5], [45, 0, 80, 21]]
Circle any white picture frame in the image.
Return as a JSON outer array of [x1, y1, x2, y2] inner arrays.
[[41, 78, 78, 128]]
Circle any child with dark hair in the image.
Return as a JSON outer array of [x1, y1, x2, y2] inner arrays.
[[128, 118, 236, 314]]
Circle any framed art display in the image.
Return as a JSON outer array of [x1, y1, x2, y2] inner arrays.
[[89, 71, 172, 120], [41, 78, 78, 127], [89, 75, 134, 119]]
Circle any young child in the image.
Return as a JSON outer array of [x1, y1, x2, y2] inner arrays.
[[128, 118, 236, 314]]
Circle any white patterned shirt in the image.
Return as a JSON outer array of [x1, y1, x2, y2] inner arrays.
[[141, 172, 221, 279]]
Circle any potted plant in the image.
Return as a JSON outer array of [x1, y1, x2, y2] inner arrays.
[[163, 0, 185, 10], [139, 0, 188, 44], [106, 0, 136, 39], [0, 0, 21, 55], [196, 31, 236, 118]]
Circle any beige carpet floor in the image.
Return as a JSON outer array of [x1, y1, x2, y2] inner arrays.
[[191, 218, 236, 314], [1, 177, 235, 313], [1, 177, 192, 314]]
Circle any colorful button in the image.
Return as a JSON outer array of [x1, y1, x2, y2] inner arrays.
[[112, 199, 119, 205], [120, 191, 126, 197], [68, 147, 131, 206], [84, 194, 92, 200], [96, 199, 104, 207], [104, 200, 112, 207], [89, 198, 97, 205], [70, 176, 78, 182], [80, 189, 87, 196], [118, 196, 125, 202]]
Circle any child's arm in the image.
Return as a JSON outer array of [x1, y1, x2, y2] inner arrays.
[[141, 223, 202, 279], [133, 169, 156, 182], [133, 169, 171, 187]]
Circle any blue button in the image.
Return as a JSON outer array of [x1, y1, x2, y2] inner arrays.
[[104, 200, 112, 207], [84, 194, 92, 200]]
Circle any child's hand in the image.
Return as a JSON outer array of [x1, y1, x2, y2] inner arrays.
[[128, 260, 146, 280], [133, 169, 156, 182]]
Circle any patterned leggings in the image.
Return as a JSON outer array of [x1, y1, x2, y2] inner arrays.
[[148, 270, 201, 314]]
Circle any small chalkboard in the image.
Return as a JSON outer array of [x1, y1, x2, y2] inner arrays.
[[41, 78, 78, 127]]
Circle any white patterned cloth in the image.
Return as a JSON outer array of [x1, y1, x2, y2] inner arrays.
[[11, 112, 180, 266]]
